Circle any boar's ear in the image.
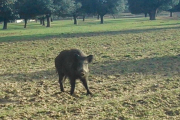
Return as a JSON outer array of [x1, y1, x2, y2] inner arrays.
[[87, 55, 93, 63]]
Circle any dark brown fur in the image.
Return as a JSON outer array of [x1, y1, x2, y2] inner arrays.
[[55, 49, 93, 95]]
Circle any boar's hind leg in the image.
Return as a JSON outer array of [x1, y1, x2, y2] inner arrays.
[[80, 78, 92, 95], [58, 73, 65, 92]]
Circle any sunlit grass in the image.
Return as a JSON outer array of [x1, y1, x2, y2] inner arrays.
[[1, 16, 180, 119], [0, 17, 179, 42]]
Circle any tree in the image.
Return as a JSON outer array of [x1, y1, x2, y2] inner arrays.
[[90, 0, 125, 24], [72, 0, 82, 24], [54, 0, 82, 25], [83, 0, 97, 15], [38, 15, 46, 26], [128, 0, 179, 20], [165, 0, 180, 17], [16, 0, 54, 28], [171, 0, 180, 13], [38, 0, 55, 27], [109, 0, 126, 18], [128, 0, 145, 14], [16, 0, 40, 28], [0, 0, 16, 29], [54, 0, 75, 17], [77, 0, 95, 21], [76, 0, 87, 21]]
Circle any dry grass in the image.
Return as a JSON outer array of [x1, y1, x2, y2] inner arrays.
[[1, 17, 180, 119]]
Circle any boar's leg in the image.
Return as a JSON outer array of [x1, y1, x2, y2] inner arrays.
[[70, 78, 76, 95], [80, 78, 92, 95], [58, 73, 65, 92]]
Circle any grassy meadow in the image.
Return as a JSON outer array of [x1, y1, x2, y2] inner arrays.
[[1, 16, 180, 119]]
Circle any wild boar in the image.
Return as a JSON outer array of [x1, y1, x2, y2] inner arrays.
[[55, 49, 93, 95]]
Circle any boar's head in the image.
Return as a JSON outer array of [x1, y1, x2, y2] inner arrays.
[[74, 53, 93, 77]]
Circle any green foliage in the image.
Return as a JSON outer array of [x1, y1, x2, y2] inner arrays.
[[71, 0, 82, 16], [84, 0, 125, 23], [128, 0, 179, 20], [0, 0, 16, 19], [16, 0, 39, 19], [82, 0, 97, 15], [167, 0, 180, 12], [54, 0, 81, 17], [128, 0, 145, 14], [95, 0, 125, 16], [160, 0, 179, 12], [16, 0, 55, 28], [0, 0, 16, 29], [79, 0, 125, 16], [109, 0, 125, 14], [16, 0, 55, 19], [38, 0, 55, 15]]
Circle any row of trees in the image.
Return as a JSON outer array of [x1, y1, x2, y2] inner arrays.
[[1, 0, 180, 29], [128, 0, 180, 20], [0, 0, 126, 29]]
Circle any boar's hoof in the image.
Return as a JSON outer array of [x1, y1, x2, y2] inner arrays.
[[87, 92, 92, 96]]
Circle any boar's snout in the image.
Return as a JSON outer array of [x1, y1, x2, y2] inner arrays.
[[78, 68, 88, 77], [80, 71, 85, 76], [75, 55, 91, 77]]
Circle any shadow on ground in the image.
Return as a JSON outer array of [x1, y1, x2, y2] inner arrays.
[[1, 55, 180, 82], [0, 25, 180, 42], [92, 55, 180, 76]]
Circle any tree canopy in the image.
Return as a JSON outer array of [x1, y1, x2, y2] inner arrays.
[[0, 0, 16, 29], [128, 0, 179, 20], [87, 0, 125, 24], [2, 0, 180, 29], [16, 0, 55, 28], [165, 0, 180, 17], [0, 0, 127, 29], [54, 0, 81, 24], [54, 0, 76, 17]]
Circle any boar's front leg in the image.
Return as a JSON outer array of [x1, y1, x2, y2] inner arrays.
[[80, 78, 92, 95], [70, 78, 76, 95], [58, 72, 65, 92]]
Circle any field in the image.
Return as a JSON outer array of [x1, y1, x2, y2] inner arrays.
[[1, 16, 180, 119]]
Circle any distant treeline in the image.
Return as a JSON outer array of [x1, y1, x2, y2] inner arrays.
[[1, 0, 180, 29]]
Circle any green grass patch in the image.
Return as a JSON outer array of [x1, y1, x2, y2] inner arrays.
[[1, 17, 180, 119]]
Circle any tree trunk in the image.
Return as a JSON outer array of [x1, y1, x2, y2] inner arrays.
[[83, 15, 85, 21], [145, 13, 148, 17], [97, 15, 99, 20], [112, 14, 116, 19], [170, 11, 173, 17], [51, 18, 53, 22], [40, 18, 42, 24], [149, 9, 157, 20], [73, 15, 77, 25], [3, 19, 8, 29], [100, 15, 104, 24], [42, 18, 45, 26], [24, 18, 27, 28], [46, 15, 51, 27]]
